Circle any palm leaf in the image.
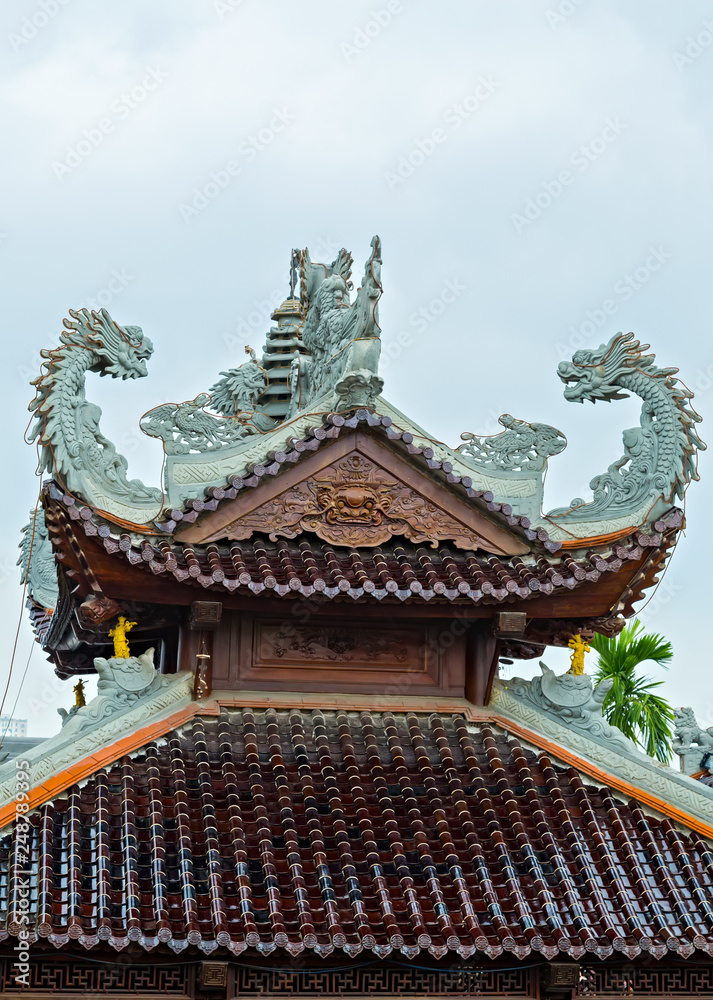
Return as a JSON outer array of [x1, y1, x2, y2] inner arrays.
[[591, 619, 674, 763]]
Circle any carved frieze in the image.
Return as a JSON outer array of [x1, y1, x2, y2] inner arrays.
[[256, 622, 413, 668], [211, 453, 505, 550]]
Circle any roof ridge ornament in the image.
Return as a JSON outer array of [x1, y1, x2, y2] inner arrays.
[[27, 307, 163, 521], [18, 506, 58, 613], [55, 646, 183, 736], [502, 662, 639, 756], [673, 708, 713, 776], [458, 413, 567, 472], [289, 235, 383, 416], [547, 331, 705, 525]]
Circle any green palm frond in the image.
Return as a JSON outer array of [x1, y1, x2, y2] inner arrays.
[[591, 619, 674, 763]]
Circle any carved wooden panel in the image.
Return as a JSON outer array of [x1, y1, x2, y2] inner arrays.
[[217, 453, 493, 549], [255, 621, 421, 671], [232, 965, 535, 996], [0, 958, 190, 995], [228, 613, 467, 697], [585, 964, 713, 995]]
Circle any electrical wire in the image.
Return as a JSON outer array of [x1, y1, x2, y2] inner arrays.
[[0, 642, 35, 752], [0, 482, 43, 753]]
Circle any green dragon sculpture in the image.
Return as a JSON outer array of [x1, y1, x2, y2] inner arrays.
[[140, 353, 274, 455], [28, 308, 163, 521], [548, 332, 705, 524], [17, 507, 58, 612]]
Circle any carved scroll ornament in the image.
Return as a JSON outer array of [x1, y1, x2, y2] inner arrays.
[[211, 453, 501, 550]]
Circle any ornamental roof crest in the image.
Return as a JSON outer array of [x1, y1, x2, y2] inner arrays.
[[21, 236, 704, 555]]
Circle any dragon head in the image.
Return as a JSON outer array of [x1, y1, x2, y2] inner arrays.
[[209, 358, 268, 417], [558, 332, 648, 403], [63, 308, 154, 380]]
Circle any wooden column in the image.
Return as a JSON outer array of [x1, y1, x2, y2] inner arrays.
[[465, 625, 500, 705]]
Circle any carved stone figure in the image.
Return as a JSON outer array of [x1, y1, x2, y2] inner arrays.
[[17, 507, 58, 611], [504, 662, 638, 755], [290, 236, 383, 413], [24, 251, 703, 548], [458, 414, 566, 472], [673, 707, 713, 776], [57, 647, 175, 736], [548, 332, 706, 521], [27, 308, 163, 519], [209, 350, 269, 416]]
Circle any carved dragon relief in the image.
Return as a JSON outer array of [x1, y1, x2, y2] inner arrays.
[[454, 333, 704, 537], [198, 452, 521, 552], [139, 353, 275, 456], [547, 332, 705, 523], [24, 248, 703, 551], [25, 240, 386, 524]]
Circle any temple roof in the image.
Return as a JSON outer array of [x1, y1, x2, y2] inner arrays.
[[29, 408, 684, 668], [4, 707, 713, 963], [49, 484, 679, 609], [20, 237, 704, 662]]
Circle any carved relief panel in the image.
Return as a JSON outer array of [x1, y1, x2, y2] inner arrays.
[[227, 613, 467, 697], [255, 622, 419, 670], [206, 453, 506, 550]]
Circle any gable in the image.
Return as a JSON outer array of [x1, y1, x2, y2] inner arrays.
[[176, 432, 529, 555]]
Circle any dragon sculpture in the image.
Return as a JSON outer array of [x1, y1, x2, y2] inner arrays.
[[28, 308, 163, 520], [458, 413, 567, 472], [27, 250, 701, 547], [548, 332, 705, 523], [17, 507, 58, 612], [140, 351, 274, 455]]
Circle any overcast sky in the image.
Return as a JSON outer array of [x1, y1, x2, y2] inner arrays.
[[1, 0, 712, 740]]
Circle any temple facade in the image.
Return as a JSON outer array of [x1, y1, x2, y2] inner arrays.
[[3, 237, 713, 998]]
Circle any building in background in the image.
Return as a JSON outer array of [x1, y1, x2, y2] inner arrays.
[[0, 717, 27, 739], [3, 238, 712, 999]]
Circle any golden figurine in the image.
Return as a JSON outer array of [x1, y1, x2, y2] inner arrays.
[[73, 679, 86, 707], [108, 616, 137, 659], [567, 633, 590, 675]]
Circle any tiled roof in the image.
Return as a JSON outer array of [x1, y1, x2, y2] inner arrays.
[[3, 709, 713, 962], [48, 489, 682, 603]]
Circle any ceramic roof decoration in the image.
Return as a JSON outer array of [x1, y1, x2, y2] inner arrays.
[[547, 333, 705, 533]]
